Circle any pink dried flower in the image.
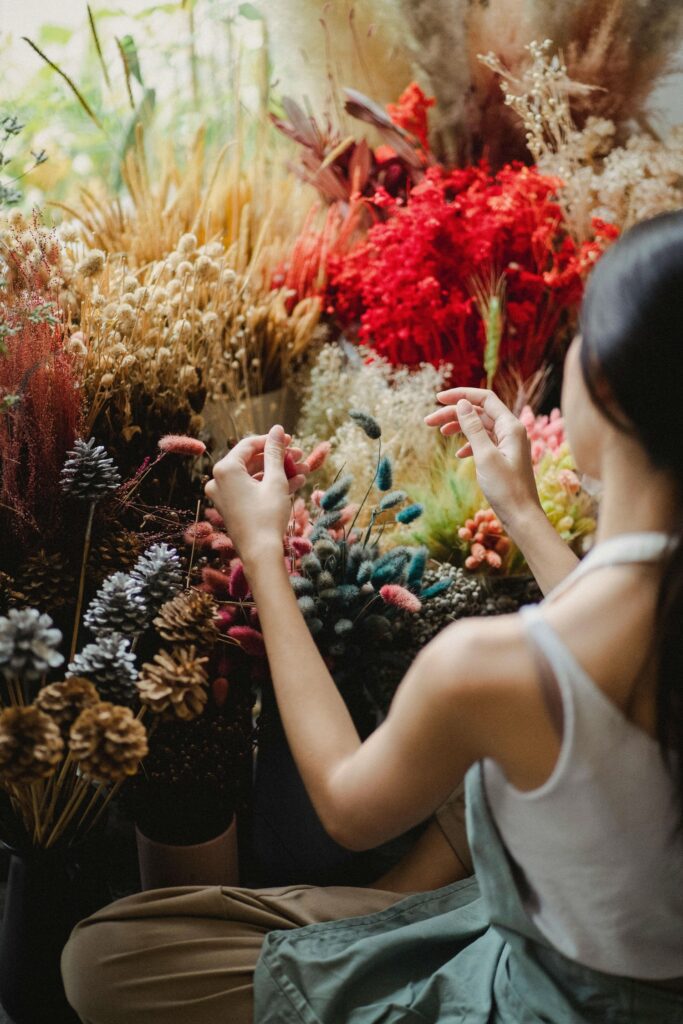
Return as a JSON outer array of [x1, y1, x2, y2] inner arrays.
[[184, 521, 214, 547], [284, 452, 298, 479], [380, 584, 422, 613], [158, 434, 207, 457], [286, 536, 313, 558], [228, 625, 266, 658], [520, 406, 565, 465], [460, 508, 509, 572], [304, 442, 332, 473], [311, 489, 325, 508], [210, 534, 236, 557], [228, 560, 251, 601], [337, 503, 359, 527], [557, 468, 581, 495], [216, 606, 237, 631], [204, 508, 225, 528]]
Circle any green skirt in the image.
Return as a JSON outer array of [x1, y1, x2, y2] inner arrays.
[[254, 764, 683, 1023]]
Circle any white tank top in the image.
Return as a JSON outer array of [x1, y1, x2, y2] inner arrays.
[[484, 532, 683, 979]]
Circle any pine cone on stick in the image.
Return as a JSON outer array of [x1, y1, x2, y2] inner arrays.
[[154, 590, 219, 649], [89, 528, 142, 585], [0, 706, 64, 784], [131, 544, 183, 612], [60, 438, 121, 502], [67, 634, 138, 706], [84, 573, 149, 639], [69, 702, 148, 783], [137, 647, 209, 721], [35, 677, 99, 739], [0, 608, 64, 684]]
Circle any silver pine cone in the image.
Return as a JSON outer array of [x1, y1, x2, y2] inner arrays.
[[84, 572, 149, 639], [60, 438, 122, 502], [0, 608, 64, 684], [131, 544, 183, 612], [67, 633, 138, 706]]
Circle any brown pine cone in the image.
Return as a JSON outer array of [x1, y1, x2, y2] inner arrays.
[[9, 550, 77, 612], [153, 590, 219, 649], [137, 646, 209, 721], [89, 528, 143, 585], [35, 677, 100, 739], [0, 706, 64, 784], [69, 702, 148, 783]]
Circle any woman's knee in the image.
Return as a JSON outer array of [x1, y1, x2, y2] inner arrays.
[[61, 915, 137, 1024]]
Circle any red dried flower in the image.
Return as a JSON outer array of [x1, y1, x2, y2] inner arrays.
[[228, 625, 266, 658], [183, 521, 214, 547], [158, 435, 206, 457], [386, 82, 435, 153], [201, 566, 231, 596], [204, 508, 225, 528], [228, 560, 250, 601], [327, 162, 617, 384], [211, 677, 230, 708]]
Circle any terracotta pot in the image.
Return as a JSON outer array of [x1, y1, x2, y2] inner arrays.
[[203, 386, 300, 457], [136, 816, 239, 890]]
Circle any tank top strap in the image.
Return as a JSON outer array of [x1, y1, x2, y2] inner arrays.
[[546, 531, 676, 604]]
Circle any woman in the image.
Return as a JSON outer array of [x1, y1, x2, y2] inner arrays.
[[63, 211, 683, 1023]]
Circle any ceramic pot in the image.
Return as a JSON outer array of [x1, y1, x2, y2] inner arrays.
[[136, 816, 239, 889]]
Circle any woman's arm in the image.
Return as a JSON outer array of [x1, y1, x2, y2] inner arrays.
[[206, 428, 561, 851], [425, 388, 579, 594]]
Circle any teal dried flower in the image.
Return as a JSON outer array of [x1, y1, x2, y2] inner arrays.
[[334, 619, 354, 637], [314, 539, 339, 563], [301, 554, 322, 577], [308, 618, 324, 636], [371, 553, 409, 588], [357, 560, 374, 585], [407, 548, 428, 591], [379, 490, 407, 511], [297, 596, 317, 617], [290, 576, 314, 597], [349, 410, 381, 440], [329, 642, 346, 657], [321, 474, 353, 512], [316, 571, 336, 591], [397, 503, 424, 525], [421, 579, 453, 599], [317, 511, 344, 530], [377, 456, 393, 492]]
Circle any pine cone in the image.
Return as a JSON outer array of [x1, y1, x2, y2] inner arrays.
[[60, 438, 122, 502], [0, 608, 64, 684], [154, 591, 219, 649], [67, 634, 138, 706], [35, 677, 99, 738], [131, 544, 183, 612], [84, 572, 149, 639], [137, 647, 209, 721], [89, 528, 142, 585], [69, 702, 148, 783], [9, 550, 77, 612], [0, 706, 64, 784]]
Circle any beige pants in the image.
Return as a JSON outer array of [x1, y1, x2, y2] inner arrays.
[[62, 786, 471, 1024]]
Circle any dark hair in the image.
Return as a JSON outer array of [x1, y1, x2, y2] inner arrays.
[[579, 209, 683, 815]]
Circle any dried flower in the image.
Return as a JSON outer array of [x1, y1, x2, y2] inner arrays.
[[60, 438, 121, 502], [158, 435, 207, 457], [0, 609, 64, 683], [69, 702, 148, 783], [227, 625, 266, 658], [459, 509, 510, 571], [379, 585, 422, 613], [379, 490, 407, 511], [76, 250, 105, 277], [304, 441, 331, 472], [377, 456, 393, 492], [137, 647, 209, 721], [320, 474, 354, 512], [0, 706, 64, 784], [349, 410, 382, 439], [228, 561, 250, 601], [397, 502, 424, 524], [35, 677, 99, 738]]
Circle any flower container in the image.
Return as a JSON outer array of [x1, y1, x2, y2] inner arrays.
[[136, 816, 239, 889], [248, 682, 425, 888], [0, 837, 109, 1024]]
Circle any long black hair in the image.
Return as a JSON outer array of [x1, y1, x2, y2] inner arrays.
[[579, 209, 683, 815]]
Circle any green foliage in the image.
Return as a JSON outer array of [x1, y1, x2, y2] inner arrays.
[[0, 113, 48, 207]]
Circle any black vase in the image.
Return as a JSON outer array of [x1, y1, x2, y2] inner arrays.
[[0, 839, 109, 1024], [248, 683, 426, 887]]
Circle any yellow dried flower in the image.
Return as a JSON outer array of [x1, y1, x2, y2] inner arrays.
[[0, 706, 64, 784], [76, 250, 105, 277]]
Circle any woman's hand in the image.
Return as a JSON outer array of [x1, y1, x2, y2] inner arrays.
[[424, 387, 541, 533], [204, 425, 308, 569]]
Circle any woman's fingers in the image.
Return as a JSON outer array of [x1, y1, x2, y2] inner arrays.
[[425, 405, 495, 433], [436, 387, 515, 424], [454, 399, 495, 459]]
